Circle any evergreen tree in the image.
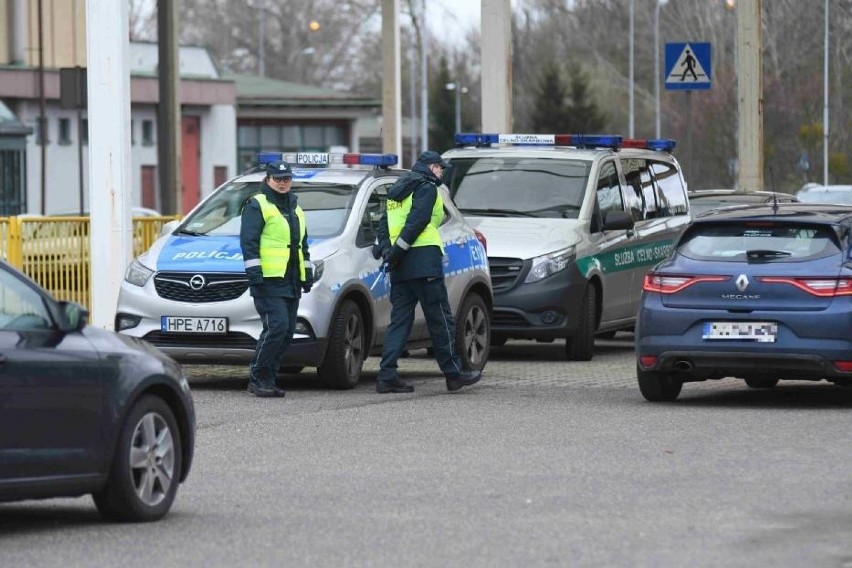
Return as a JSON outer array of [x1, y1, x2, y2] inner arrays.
[[565, 61, 606, 133], [428, 56, 456, 153], [529, 59, 571, 133]]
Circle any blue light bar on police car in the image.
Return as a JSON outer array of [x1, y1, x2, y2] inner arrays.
[[257, 152, 398, 167], [621, 138, 677, 152], [454, 133, 622, 149]]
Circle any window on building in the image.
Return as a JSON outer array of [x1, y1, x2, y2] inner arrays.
[[0, 149, 26, 215], [142, 120, 155, 146], [35, 117, 49, 145], [58, 118, 72, 145], [81, 119, 88, 145], [130, 119, 136, 145], [236, 123, 348, 171]]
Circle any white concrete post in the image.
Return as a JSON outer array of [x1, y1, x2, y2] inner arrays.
[[481, 0, 512, 133], [382, 0, 402, 159], [736, 0, 763, 191], [86, 0, 132, 328]]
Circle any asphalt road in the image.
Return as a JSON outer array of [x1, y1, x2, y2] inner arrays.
[[2, 335, 851, 567]]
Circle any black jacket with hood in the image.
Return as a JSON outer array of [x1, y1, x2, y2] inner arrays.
[[377, 161, 444, 282]]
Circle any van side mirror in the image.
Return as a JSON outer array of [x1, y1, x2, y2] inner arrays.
[[603, 211, 635, 232], [357, 224, 377, 247], [58, 301, 89, 332], [160, 220, 180, 237]]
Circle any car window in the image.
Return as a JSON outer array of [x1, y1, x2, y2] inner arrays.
[[0, 268, 53, 330], [180, 180, 360, 238], [361, 183, 391, 235], [621, 158, 650, 221], [447, 157, 591, 219], [678, 223, 841, 262], [650, 161, 688, 217], [596, 161, 624, 220]]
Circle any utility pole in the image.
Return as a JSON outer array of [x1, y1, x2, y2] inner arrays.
[[157, 0, 181, 214], [381, 0, 402, 159], [629, 0, 635, 138], [823, 0, 829, 186], [419, 0, 428, 151], [481, 0, 512, 133], [736, 0, 763, 191]]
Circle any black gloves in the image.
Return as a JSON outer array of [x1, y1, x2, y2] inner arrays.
[[385, 245, 406, 271], [302, 265, 314, 293]]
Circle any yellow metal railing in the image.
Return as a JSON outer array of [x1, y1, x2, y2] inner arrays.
[[0, 215, 180, 308]]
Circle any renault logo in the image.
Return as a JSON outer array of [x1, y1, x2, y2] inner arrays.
[[189, 274, 206, 290], [735, 274, 750, 292]]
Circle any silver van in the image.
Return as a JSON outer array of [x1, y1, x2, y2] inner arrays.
[[115, 152, 492, 388], [443, 134, 689, 360]]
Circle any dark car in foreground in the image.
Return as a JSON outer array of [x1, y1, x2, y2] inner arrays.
[[0, 261, 195, 521], [636, 203, 852, 401], [688, 189, 798, 217]]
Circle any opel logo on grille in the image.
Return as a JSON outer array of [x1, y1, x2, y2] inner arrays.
[[189, 274, 206, 290], [735, 274, 750, 292]]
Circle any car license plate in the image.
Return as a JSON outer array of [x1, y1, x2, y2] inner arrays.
[[702, 321, 777, 342], [161, 316, 228, 334]]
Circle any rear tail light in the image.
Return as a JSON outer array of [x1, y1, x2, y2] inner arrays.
[[758, 277, 852, 297], [643, 273, 729, 294], [833, 361, 852, 373], [474, 229, 487, 253], [639, 355, 658, 368]]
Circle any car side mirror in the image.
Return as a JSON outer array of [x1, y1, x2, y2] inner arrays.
[[58, 301, 89, 332], [603, 211, 635, 232], [160, 220, 180, 237], [357, 224, 377, 247]]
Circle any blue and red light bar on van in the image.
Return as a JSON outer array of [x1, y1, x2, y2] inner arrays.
[[454, 133, 676, 152], [257, 151, 398, 167]]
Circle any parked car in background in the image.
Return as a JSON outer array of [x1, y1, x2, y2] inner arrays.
[[115, 152, 492, 389], [0, 260, 195, 521], [688, 189, 798, 217], [795, 184, 852, 205], [636, 203, 852, 401], [443, 133, 690, 360]]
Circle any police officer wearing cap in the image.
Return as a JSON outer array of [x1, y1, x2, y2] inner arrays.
[[240, 160, 312, 398], [374, 150, 483, 393]]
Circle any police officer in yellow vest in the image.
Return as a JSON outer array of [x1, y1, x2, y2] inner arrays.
[[374, 151, 483, 394], [240, 160, 312, 398]]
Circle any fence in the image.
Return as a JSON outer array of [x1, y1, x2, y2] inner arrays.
[[0, 215, 180, 308]]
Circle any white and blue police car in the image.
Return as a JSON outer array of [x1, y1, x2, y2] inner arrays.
[[115, 152, 492, 389]]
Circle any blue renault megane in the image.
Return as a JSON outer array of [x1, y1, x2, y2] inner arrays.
[[636, 203, 852, 401]]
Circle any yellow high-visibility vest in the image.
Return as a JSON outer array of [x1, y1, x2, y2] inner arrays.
[[252, 193, 307, 281], [387, 188, 444, 251]]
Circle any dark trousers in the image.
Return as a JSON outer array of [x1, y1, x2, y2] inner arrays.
[[378, 277, 464, 381], [250, 296, 299, 387]]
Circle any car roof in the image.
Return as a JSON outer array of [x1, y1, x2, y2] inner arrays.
[[688, 189, 795, 198], [442, 145, 677, 161], [689, 203, 852, 225], [233, 167, 404, 185]]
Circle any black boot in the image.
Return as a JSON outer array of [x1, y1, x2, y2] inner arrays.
[[254, 385, 286, 398], [446, 370, 482, 392], [376, 377, 414, 393]]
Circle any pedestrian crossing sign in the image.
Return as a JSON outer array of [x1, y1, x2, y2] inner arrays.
[[665, 42, 712, 91]]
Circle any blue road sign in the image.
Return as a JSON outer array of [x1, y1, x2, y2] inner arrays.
[[665, 42, 712, 91]]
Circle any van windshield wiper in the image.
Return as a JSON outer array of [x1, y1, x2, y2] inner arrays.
[[746, 249, 791, 259], [459, 208, 538, 218], [176, 228, 205, 236]]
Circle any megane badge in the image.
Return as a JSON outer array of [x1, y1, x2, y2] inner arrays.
[[735, 274, 749, 292], [189, 274, 206, 290]]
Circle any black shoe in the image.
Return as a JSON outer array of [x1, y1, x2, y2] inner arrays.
[[254, 385, 286, 398], [376, 378, 415, 394], [446, 370, 482, 392]]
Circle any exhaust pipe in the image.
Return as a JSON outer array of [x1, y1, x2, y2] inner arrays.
[[673, 360, 694, 372]]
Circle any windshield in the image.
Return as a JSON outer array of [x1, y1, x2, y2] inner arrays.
[[446, 157, 591, 219], [179, 180, 359, 238]]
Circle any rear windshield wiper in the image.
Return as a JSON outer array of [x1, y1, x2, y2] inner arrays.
[[746, 249, 792, 259], [459, 208, 538, 218]]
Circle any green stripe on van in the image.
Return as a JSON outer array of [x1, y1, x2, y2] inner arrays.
[[576, 240, 675, 277]]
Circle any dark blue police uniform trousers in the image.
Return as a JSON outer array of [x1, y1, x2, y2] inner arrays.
[[378, 276, 465, 380], [250, 296, 299, 386]]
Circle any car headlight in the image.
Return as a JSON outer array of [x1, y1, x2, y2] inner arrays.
[[524, 246, 576, 283], [125, 259, 155, 287]]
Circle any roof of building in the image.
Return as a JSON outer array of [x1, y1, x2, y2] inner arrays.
[[129, 42, 220, 79], [228, 73, 379, 108]]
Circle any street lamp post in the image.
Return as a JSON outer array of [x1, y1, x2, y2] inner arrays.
[[445, 82, 468, 134], [629, 0, 634, 138]]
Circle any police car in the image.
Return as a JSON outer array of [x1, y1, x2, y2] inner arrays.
[[115, 152, 492, 389], [443, 133, 690, 360]]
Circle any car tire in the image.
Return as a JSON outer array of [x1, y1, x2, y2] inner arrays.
[[637, 366, 683, 402], [92, 395, 182, 522], [744, 377, 779, 389], [318, 299, 364, 390], [456, 293, 490, 371], [565, 285, 596, 361]]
